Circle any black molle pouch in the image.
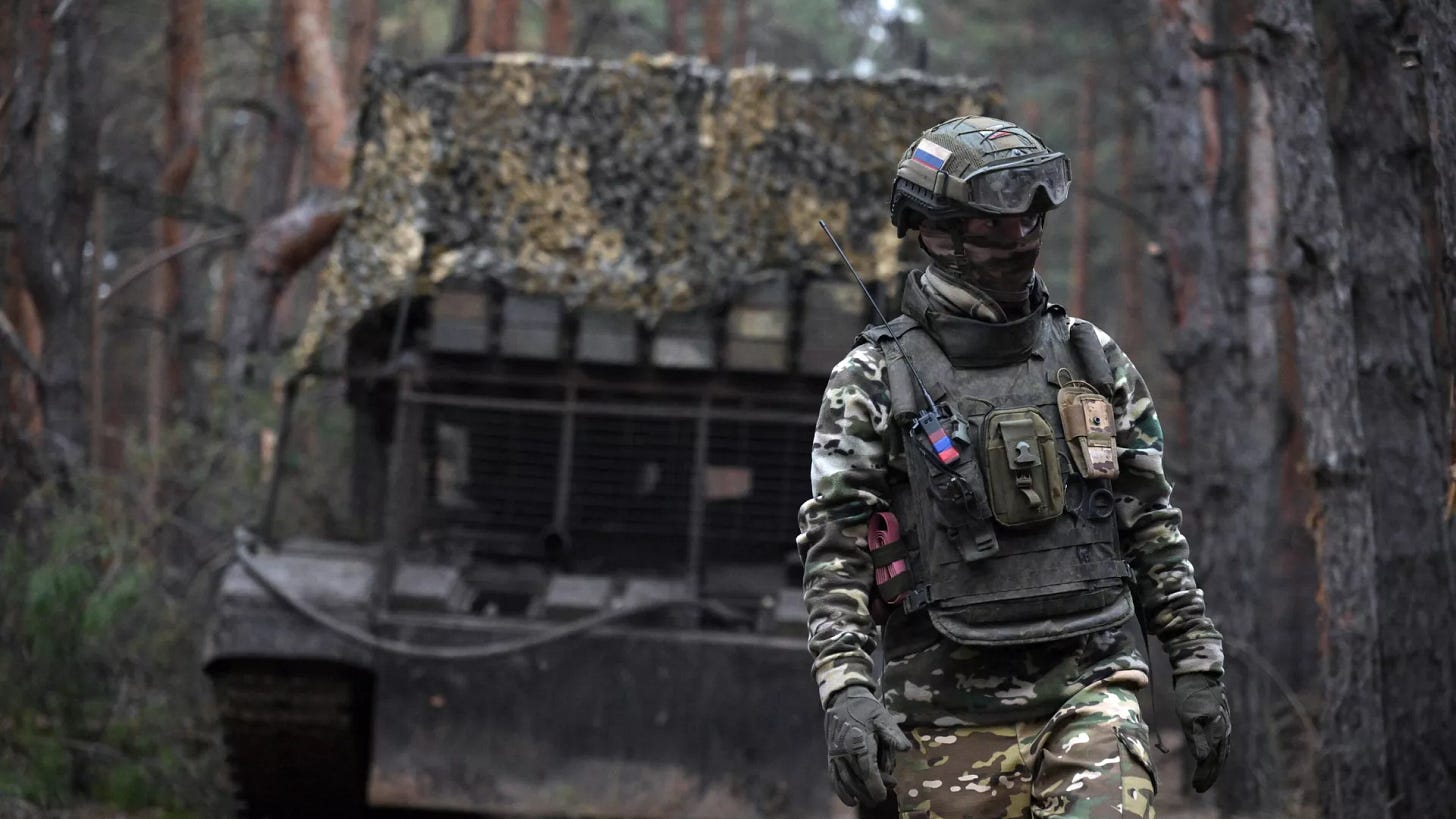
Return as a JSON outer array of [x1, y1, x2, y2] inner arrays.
[[908, 402, 999, 569]]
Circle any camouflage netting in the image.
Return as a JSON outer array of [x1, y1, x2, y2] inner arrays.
[[295, 53, 1001, 367]]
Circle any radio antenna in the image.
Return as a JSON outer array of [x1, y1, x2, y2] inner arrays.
[[818, 220, 939, 413]]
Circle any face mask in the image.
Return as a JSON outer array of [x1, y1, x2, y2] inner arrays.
[[918, 213, 1044, 303]]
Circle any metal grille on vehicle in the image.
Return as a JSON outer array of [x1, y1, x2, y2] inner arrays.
[[413, 384, 817, 578]]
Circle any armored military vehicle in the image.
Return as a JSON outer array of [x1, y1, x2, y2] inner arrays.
[[204, 54, 999, 818]]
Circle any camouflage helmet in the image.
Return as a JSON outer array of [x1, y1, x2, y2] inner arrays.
[[889, 116, 1072, 237]]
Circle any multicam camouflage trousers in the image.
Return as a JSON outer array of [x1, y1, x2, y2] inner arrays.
[[893, 678, 1158, 819]]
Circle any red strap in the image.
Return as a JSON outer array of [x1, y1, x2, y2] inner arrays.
[[868, 512, 900, 550]]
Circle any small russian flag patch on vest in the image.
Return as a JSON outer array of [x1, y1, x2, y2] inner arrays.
[[911, 139, 952, 172], [920, 413, 960, 465]]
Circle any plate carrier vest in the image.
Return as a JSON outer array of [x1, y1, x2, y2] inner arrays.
[[859, 282, 1134, 647]]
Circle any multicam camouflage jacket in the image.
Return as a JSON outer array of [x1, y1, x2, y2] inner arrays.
[[796, 270, 1225, 726]]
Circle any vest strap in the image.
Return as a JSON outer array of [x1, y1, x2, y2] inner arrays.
[[1069, 320, 1115, 398], [869, 539, 910, 568], [930, 559, 1131, 606]]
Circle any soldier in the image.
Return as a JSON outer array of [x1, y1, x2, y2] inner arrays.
[[799, 116, 1230, 818]]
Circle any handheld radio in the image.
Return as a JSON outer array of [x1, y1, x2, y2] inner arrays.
[[818, 220, 960, 466]]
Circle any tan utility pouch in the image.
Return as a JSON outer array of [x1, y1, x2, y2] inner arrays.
[[1057, 374, 1120, 480], [981, 407, 1064, 528]]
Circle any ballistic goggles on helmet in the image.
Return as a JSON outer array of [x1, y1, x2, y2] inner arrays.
[[956, 152, 1072, 215], [890, 151, 1072, 236]]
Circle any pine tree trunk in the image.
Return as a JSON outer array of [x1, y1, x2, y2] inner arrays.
[[1116, 82, 1143, 354], [544, 0, 570, 55], [88, 195, 104, 468], [7, 0, 99, 470], [6, 0, 55, 455], [666, 0, 687, 54], [492, 0, 519, 52], [1253, 1, 1388, 816], [150, 0, 204, 496], [281, 0, 350, 190], [226, 0, 350, 387], [460, 0, 491, 56], [702, 0, 724, 65], [345, 0, 378, 106], [1412, 0, 1456, 541], [46, 0, 99, 465], [1225, 53, 1282, 818], [1069, 62, 1095, 318], [0, 0, 44, 451], [732, 0, 751, 67], [1332, 1, 1456, 811], [1150, 2, 1279, 808], [224, 0, 303, 386]]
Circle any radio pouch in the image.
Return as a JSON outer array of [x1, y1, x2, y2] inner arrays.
[[1057, 373, 1120, 480], [981, 407, 1064, 528]]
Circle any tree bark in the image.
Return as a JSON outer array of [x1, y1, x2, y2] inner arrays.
[[666, 0, 687, 54], [88, 196, 104, 469], [8, 0, 99, 470], [544, 0, 570, 56], [1227, 45, 1283, 817], [281, 0, 350, 190], [1069, 61, 1095, 318], [1331, 1, 1456, 811], [49, 0, 101, 466], [1253, 1, 1389, 816], [1, 0, 43, 446], [1150, 3, 1278, 809], [1117, 78, 1143, 354], [1411, 0, 1456, 553], [703, 0, 724, 65], [9, 0, 55, 326], [224, 0, 304, 387], [226, 0, 352, 387], [345, 0, 378, 106], [2, 284, 44, 439], [150, 0, 204, 494], [247, 196, 348, 279], [732, 0, 751, 67], [460, 0, 491, 56], [492, 0, 519, 52]]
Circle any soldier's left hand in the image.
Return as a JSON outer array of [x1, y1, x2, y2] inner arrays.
[[1174, 672, 1231, 792]]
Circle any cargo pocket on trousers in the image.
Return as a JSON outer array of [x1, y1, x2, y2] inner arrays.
[[1116, 725, 1158, 817]]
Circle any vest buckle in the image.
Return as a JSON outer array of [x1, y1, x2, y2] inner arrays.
[[902, 585, 933, 613]]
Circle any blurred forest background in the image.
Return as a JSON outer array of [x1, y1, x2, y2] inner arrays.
[[2, 0, 1455, 817]]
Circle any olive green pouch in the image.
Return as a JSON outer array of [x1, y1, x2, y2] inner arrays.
[[981, 407, 1063, 528], [1057, 377, 1120, 480]]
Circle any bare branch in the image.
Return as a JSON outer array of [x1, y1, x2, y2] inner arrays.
[[1081, 184, 1159, 240], [100, 226, 247, 309], [0, 308, 48, 385], [99, 171, 246, 228], [208, 95, 280, 123], [246, 195, 347, 279], [1191, 37, 1253, 59]]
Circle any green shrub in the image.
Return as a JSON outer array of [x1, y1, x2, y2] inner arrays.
[[0, 375, 357, 816], [0, 476, 227, 816]]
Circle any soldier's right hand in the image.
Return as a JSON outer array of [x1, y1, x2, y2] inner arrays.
[[823, 684, 912, 807]]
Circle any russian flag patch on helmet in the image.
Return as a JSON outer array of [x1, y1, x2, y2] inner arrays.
[[911, 139, 952, 172]]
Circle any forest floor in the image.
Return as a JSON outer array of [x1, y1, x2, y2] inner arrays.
[[0, 736, 1251, 819]]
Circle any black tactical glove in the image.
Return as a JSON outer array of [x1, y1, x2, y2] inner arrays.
[[1175, 672, 1231, 793], [824, 685, 912, 807]]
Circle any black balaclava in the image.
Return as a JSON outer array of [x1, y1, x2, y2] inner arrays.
[[917, 213, 1045, 307]]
